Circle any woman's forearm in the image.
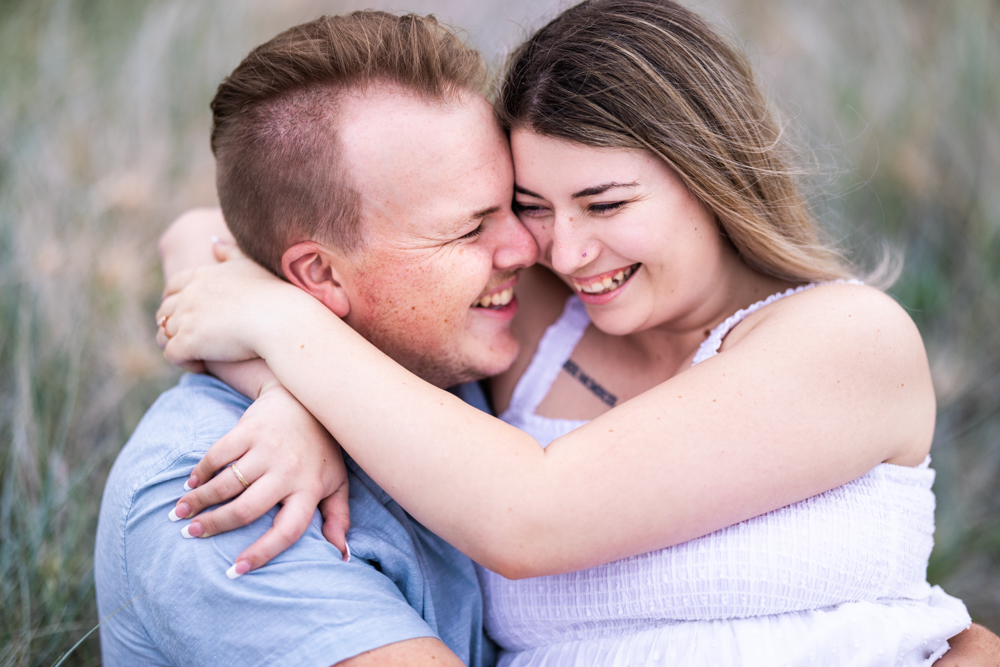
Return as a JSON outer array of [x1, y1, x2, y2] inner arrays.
[[252, 294, 551, 574], [160, 209, 277, 398], [160, 265, 929, 578], [204, 360, 276, 400], [159, 207, 233, 280]]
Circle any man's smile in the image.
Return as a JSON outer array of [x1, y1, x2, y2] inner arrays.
[[472, 277, 517, 309]]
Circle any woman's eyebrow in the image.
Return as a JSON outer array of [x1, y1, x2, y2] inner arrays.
[[514, 184, 543, 198], [572, 181, 638, 198]]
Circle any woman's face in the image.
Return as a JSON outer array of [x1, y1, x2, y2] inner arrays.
[[510, 130, 735, 336]]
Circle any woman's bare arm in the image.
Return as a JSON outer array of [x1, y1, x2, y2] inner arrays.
[[157, 208, 351, 568], [159, 207, 233, 281], [159, 259, 935, 578]]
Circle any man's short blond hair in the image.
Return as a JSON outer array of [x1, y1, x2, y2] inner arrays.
[[211, 12, 487, 276]]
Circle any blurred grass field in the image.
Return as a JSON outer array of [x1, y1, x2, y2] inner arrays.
[[1, 0, 997, 664]]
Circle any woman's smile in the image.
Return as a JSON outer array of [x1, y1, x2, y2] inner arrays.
[[570, 263, 641, 305]]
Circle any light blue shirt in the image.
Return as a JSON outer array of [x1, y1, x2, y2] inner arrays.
[[95, 374, 495, 667]]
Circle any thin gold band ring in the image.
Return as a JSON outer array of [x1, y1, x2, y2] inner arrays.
[[231, 464, 250, 490]]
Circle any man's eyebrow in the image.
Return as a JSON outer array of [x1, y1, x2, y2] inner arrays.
[[468, 205, 500, 222], [571, 181, 639, 198]]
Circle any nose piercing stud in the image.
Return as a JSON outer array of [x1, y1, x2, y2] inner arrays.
[[582, 252, 587, 257]]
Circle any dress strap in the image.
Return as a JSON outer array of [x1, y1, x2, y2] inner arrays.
[[691, 279, 864, 366], [505, 295, 590, 415]]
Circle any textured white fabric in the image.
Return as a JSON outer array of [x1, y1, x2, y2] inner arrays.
[[690, 279, 864, 365], [481, 288, 970, 666], [498, 294, 590, 439]]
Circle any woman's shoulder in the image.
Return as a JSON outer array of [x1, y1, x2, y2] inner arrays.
[[724, 281, 920, 353], [490, 266, 572, 413], [722, 281, 934, 466]]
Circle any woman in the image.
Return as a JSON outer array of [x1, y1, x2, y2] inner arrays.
[[158, 0, 971, 663]]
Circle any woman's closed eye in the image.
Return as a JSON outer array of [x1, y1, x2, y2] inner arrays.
[[513, 199, 627, 218], [588, 201, 627, 215], [513, 201, 549, 218]]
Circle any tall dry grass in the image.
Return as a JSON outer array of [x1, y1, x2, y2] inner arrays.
[[0, 0, 997, 664]]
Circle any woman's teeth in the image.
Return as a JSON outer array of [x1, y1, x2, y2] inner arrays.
[[576, 264, 639, 295], [475, 287, 514, 308]]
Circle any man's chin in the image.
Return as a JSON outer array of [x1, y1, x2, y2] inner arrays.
[[434, 337, 520, 388]]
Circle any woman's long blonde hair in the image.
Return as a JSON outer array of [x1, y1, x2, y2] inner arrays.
[[496, 0, 854, 284]]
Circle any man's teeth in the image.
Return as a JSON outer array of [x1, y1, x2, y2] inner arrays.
[[577, 265, 638, 295], [476, 287, 514, 308]]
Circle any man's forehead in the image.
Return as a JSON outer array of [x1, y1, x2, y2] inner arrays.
[[338, 86, 501, 173], [339, 86, 512, 238]]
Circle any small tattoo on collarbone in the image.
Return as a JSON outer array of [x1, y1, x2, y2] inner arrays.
[[563, 359, 617, 407]]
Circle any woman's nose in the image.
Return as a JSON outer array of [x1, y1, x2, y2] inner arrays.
[[547, 215, 596, 276]]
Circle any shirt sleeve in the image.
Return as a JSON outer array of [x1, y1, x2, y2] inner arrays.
[[119, 450, 438, 667]]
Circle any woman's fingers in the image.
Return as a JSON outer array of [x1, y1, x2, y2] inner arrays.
[[162, 267, 198, 299], [171, 463, 253, 521], [319, 481, 351, 561], [155, 326, 169, 351], [211, 236, 245, 263], [155, 293, 198, 365], [229, 494, 323, 576], [155, 295, 178, 349], [187, 429, 253, 491], [182, 473, 284, 538]]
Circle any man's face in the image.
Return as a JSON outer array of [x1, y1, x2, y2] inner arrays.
[[335, 88, 538, 387]]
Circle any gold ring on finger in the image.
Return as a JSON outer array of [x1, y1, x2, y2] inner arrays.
[[157, 315, 173, 339], [231, 464, 250, 490]]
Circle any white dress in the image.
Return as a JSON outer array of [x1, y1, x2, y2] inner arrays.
[[478, 284, 970, 667]]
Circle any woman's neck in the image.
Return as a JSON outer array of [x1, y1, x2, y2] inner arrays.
[[620, 260, 797, 374]]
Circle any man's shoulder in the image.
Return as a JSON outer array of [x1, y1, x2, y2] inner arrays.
[[139, 373, 252, 445], [96, 375, 452, 666], [102, 374, 249, 497]]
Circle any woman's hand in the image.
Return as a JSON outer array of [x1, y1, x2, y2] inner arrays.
[[156, 252, 305, 366], [168, 380, 351, 575]]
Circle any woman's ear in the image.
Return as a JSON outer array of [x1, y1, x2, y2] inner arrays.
[[281, 242, 352, 318]]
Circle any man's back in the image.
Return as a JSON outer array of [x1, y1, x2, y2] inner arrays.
[[95, 374, 494, 666]]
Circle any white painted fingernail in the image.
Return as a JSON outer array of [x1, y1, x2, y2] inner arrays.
[[181, 525, 194, 538], [168, 508, 181, 522], [226, 560, 251, 579], [183, 480, 192, 492], [344, 541, 351, 563]]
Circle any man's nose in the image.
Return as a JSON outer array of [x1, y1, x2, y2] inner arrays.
[[493, 210, 538, 269]]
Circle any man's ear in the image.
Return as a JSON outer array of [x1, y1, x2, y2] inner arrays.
[[281, 241, 352, 318]]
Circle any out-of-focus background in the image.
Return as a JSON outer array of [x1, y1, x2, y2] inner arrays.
[[1, 0, 997, 664]]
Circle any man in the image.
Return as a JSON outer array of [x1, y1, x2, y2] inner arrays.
[[96, 11, 534, 666]]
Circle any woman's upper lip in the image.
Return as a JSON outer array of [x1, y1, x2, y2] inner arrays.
[[569, 263, 638, 288]]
